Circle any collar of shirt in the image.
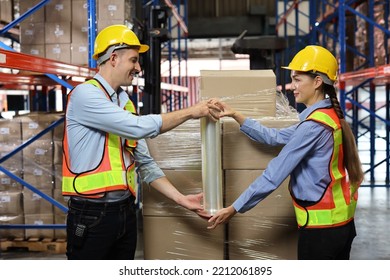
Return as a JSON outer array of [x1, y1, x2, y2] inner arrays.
[[94, 73, 127, 106], [298, 99, 332, 121]]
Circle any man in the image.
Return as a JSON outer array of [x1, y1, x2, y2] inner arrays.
[[62, 24, 220, 260]]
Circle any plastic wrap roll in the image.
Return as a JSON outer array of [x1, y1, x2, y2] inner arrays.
[[201, 118, 223, 215]]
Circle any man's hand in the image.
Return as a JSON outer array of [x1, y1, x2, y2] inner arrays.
[[176, 192, 204, 210], [189, 99, 224, 121]]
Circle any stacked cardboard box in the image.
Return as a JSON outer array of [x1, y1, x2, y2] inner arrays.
[[143, 70, 300, 259], [144, 120, 226, 260], [354, 1, 390, 68], [0, 0, 13, 23], [19, 0, 134, 66], [0, 113, 67, 240], [0, 119, 24, 238]]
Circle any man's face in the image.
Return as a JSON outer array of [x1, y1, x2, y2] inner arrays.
[[112, 48, 141, 87]]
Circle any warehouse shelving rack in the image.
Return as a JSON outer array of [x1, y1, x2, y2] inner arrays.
[[0, 48, 96, 231], [0, 0, 97, 233], [276, 0, 390, 186]]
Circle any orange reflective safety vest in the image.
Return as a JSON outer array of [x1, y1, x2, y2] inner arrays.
[[62, 79, 138, 198], [291, 107, 359, 228]]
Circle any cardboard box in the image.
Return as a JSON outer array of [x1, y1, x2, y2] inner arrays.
[[22, 139, 53, 166], [222, 118, 299, 169], [71, 43, 89, 65], [23, 188, 53, 215], [0, 119, 22, 141], [0, 191, 23, 215], [142, 170, 203, 217], [71, 0, 88, 26], [0, 169, 23, 192], [228, 216, 298, 260], [0, 141, 23, 171], [21, 44, 46, 57], [19, 22, 45, 45], [45, 43, 71, 64], [24, 213, 54, 239], [143, 216, 225, 260], [146, 120, 202, 170], [19, 0, 45, 22], [97, 0, 126, 21], [199, 70, 277, 118], [71, 23, 89, 45], [224, 170, 298, 259], [45, 0, 72, 22], [45, 22, 71, 44], [20, 115, 54, 141], [0, 0, 13, 23], [0, 215, 25, 239], [23, 164, 54, 190], [225, 169, 294, 217], [97, 19, 126, 33]]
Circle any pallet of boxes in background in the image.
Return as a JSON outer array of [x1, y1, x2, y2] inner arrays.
[[0, 113, 67, 255]]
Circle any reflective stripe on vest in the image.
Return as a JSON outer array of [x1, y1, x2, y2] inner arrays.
[[62, 79, 138, 197], [292, 107, 358, 228]]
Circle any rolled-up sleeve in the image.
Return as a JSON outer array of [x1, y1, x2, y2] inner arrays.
[[134, 139, 165, 184], [71, 83, 163, 140]]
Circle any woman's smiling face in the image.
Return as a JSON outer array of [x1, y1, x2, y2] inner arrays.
[[290, 71, 323, 107]]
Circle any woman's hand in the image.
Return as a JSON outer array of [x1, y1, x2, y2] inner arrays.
[[207, 205, 237, 229]]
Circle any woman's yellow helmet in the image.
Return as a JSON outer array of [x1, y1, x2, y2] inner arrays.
[[282, 45, 338, 82]]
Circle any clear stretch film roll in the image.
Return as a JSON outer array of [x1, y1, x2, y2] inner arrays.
[[201, 117, 223, 215]]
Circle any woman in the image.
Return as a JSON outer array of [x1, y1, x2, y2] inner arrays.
[[208, 45, 364, 260]]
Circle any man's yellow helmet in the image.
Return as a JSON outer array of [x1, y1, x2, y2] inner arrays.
[[92, 25, 149, 61]]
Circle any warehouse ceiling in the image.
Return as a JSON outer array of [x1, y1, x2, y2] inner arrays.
[[137, 0, 278, 59]]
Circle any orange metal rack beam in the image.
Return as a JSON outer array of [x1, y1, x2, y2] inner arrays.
[[339, 64, 390, 86], [0, 49, 96, 78]]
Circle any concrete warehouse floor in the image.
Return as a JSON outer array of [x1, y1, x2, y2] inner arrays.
[[0, 187, 389, 260]]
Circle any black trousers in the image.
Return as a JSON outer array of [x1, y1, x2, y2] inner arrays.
[[66, 196, 137, 260], [298, 219, 357, 260]]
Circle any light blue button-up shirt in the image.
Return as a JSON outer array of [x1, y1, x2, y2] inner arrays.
[[233, 99, 334, 213], [65, 73, 165, 185]]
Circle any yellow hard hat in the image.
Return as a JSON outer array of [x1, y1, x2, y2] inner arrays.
[[92, 25, 149, 60], [282, 45, 338, 82]]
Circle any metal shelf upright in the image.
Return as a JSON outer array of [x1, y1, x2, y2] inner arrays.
[[276, 0, 390, 186], [142, 0, 189, 113]]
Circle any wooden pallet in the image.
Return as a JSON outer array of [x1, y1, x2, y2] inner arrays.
[[0, 238, 67, 254]]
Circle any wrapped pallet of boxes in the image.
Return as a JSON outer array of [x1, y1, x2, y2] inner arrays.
[[201, 70, 300, 260], [0, 119, 25, 239], [143, 120, 225, 260], [143, 70, 300, 259], [18, 113, 60, 240]]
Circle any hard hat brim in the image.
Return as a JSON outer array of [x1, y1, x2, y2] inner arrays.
[[139, 44, 149, 53]]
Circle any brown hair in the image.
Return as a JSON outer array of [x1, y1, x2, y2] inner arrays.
[[323, 83, 364, 186]]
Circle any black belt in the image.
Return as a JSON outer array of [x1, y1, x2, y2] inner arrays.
[[69, 195, 135, 211]]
